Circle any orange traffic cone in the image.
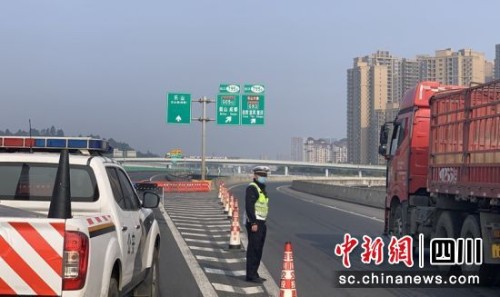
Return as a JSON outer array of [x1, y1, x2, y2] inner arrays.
[[234, 197, 239, 212], [228, 195, 235, 219], [218, 185, 224, 204], [228, 207, 241, 249], [224, 192, 230, 214], [280, 242, 297, 297]]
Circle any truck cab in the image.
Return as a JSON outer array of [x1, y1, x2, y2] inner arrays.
[[379, 82, 462, 236]]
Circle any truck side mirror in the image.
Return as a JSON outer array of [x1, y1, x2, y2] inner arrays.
[[379, 124, 389, 145], [378, 144, 387, 156], [378, 124, 390, 157]]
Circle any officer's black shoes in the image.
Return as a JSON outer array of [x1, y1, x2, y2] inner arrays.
[[245, 277, 266, 283]]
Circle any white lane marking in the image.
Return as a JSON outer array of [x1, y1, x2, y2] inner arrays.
[[165, 205, 221, 210], [277, 186, 384, 223], [172, 222, 204, 227], [196, 255, 245, 263], [166, 208, 223, 213], [177, 227, 228, 233], [181, 232, 227, 238], [189, 245, 227, 253], [166, 207, 224, 211], [204, 268, 245, 277], [212, 283, 265, 294], [173, 219, 229, 226], [207, 224, 231, 228], [170, 215, 228, 220], [168, 212, 227, 216], [228, 184, 280, 297], [159, 206, 218, 297], [185, 238, 226, 245]]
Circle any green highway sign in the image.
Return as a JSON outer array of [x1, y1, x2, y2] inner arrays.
[[216, 94, 241, 125], [167, 93, 191, 124], [241, 94, 265, 125], [219, 84, 241, 94], [244, 84, 265, 94]]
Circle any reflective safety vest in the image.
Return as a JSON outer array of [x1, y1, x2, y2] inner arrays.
[[249, 182, 269, 220]]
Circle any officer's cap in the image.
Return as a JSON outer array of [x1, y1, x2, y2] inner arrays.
[[253, 166, 270, 177]]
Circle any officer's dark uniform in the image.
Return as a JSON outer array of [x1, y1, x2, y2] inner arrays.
[[245, 167, 269, 283]]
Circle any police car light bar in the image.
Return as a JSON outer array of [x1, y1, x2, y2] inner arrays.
[[0, 136, 110, 152]]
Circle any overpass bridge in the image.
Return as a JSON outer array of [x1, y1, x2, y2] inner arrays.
[[114, 157, 386, 177]]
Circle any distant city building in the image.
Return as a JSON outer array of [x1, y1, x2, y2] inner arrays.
[[113, 149, 137, 158], [347, 48, 490, 165], [299, 137, 347, 163], [304, 137, 332, 163], [291, 137, 304, 161], [347, 51, 399, 165], [495, 44, 500, 80], [332, 138, 348, 163], [485, 60, 495, 82], [418, 48, 486, 86]]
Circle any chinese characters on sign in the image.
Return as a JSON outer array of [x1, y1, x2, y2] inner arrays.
[[166, 93, 191, 124], [216, 94, 241, 125], [334, 233, 482, 268], [216, 83, 265, 126], [241, 94, 265, 125]]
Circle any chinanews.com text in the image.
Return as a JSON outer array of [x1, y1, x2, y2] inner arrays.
[[335, 271, 480, 288]]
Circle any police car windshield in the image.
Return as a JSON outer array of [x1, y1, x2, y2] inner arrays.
[[0, 162, 98, 202]]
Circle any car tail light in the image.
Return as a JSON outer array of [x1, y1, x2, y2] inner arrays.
[[62, 231, 89, 290]]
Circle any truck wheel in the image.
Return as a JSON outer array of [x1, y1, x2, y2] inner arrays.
[[390, 204, 404, 237], [434, 211, 460, 238], [433, 211, 461, 273], [460, 215, 497, 284], [108, 276, 119, 297]]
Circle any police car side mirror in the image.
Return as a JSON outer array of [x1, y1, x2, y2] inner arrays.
[[142, 192, 160, 208]]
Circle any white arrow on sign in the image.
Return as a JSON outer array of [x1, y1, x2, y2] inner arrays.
[[251, 118, 256, 124], [225, 116, 232, 123], [176, 115, 182, 122]]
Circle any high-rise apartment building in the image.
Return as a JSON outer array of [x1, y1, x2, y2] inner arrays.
[[291, 137, 304, 161], [419, 49, 486, 86], [495, 44, 500, 80], [485, 60, 495, 82], [347, 52, 395, 165], [347, 48, 489, 165]]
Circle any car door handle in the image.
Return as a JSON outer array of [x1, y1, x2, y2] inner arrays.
[[121, 226, 128, 232], [135, 225, 141, 230]]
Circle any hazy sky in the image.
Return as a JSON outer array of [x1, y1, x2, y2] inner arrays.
[[1, 1, 498, 158]]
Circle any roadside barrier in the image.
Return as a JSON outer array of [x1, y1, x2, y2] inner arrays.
[[152, 180, 212, 193], [280, 242, 297, 297], [134, 181, 159, 191]]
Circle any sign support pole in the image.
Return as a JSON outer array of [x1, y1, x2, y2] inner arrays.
[[194, 96, 214, 180]]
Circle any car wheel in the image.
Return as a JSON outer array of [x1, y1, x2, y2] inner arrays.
[[108, 276, 119, 297]]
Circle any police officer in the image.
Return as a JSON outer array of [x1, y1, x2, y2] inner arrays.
[[245, 166, 270, 283]]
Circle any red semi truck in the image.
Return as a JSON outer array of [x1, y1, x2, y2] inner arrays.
[[379, 79, 500, 277]]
